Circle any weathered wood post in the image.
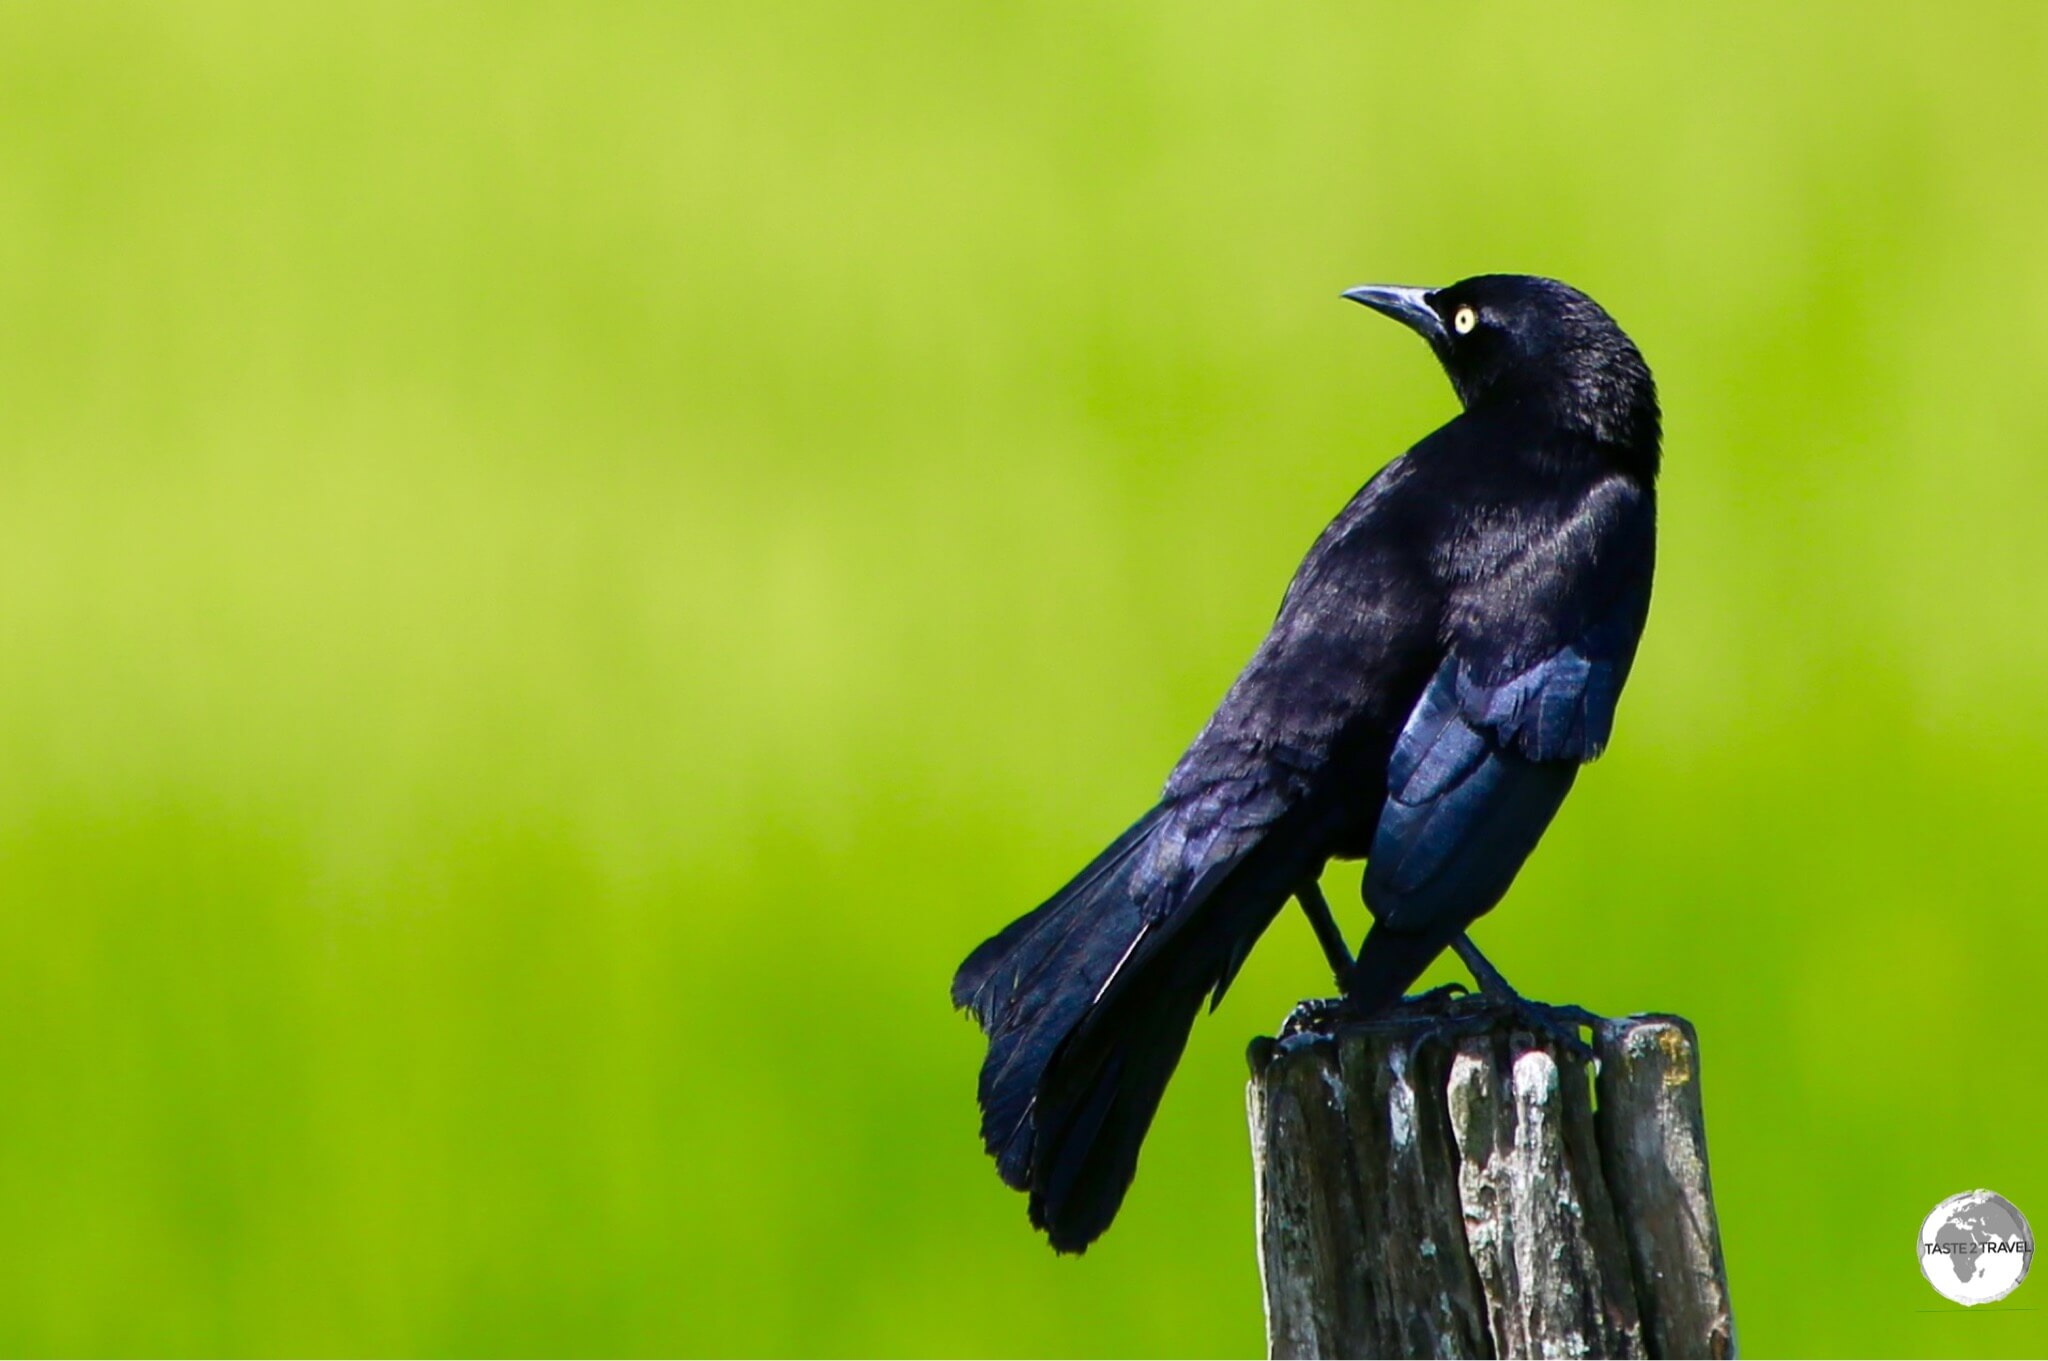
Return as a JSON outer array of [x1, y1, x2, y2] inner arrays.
[[1246, 1001, 1733, 1359]]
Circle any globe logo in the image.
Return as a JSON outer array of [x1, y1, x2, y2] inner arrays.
[[1919, 1190, 2033, 1305]]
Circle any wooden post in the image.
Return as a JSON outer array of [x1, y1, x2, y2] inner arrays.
[[1246, 1004, 1733, 1360]]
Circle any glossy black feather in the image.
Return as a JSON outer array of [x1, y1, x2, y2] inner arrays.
[[954, 274, 1661, 1251]]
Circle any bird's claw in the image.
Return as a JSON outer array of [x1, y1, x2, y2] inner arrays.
[[1277, 984, 1598, 1064], [1439, 991, 1598, 1061], [1279, 981, 1472, 1039], [1279, 994, 1358, 1038], [1509, 999, 1598, 1061]]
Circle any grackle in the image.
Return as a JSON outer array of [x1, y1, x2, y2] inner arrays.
[[953, 275, 1659, 1252]]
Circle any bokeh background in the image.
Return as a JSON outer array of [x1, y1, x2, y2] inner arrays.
[[1, 2, 2044, 1355]]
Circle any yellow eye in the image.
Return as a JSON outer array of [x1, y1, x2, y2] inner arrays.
[[1452, 305, 1478, 335]]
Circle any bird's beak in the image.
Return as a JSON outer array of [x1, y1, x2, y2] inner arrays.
[[1341, 285, 1447, 347]]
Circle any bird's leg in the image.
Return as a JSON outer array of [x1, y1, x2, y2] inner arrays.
[[1294, 880, 1354, 989], [1277, 881, 1361, 1036], [1451, 933, 1600, 1059], [1452, 933, 1516, 997]]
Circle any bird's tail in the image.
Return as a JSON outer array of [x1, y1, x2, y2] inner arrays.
[[952, 804, 1301, 1252]]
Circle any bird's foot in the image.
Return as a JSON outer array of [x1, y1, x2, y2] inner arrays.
[[1502, 995, 1599, 1061], [1442, 935, 1598, 1059], [1278, 994, 1359, 1038], [1432, 990, 1598, 1061], [1279, 980, 1473, 1039]]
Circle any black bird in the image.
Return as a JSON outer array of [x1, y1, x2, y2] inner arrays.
[[953, 274, 1659, 1253]]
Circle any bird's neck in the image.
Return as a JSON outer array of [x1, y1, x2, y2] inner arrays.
[[1467, 377, 1661, 483]]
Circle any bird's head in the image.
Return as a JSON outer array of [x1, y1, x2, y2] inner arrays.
[[1342, 274, 1659, 460]]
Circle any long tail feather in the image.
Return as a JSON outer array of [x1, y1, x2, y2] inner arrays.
[[953, 803, 1316, 1250]]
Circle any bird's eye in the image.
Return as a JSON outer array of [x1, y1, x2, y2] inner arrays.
[[1452, 305, 1478, 335]]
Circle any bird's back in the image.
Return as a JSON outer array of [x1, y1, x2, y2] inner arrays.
[[1165, 411, 1654, 855]]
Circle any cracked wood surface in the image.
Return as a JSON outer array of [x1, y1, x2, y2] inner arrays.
[[1247, 1007, 1732, 1359]]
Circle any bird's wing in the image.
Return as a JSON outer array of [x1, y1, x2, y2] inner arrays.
[[1362, 652, 1590, 931], [1364, 489, 1652, 934]]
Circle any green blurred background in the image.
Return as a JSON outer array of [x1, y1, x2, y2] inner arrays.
[[1, 2, 2044, 1355]]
